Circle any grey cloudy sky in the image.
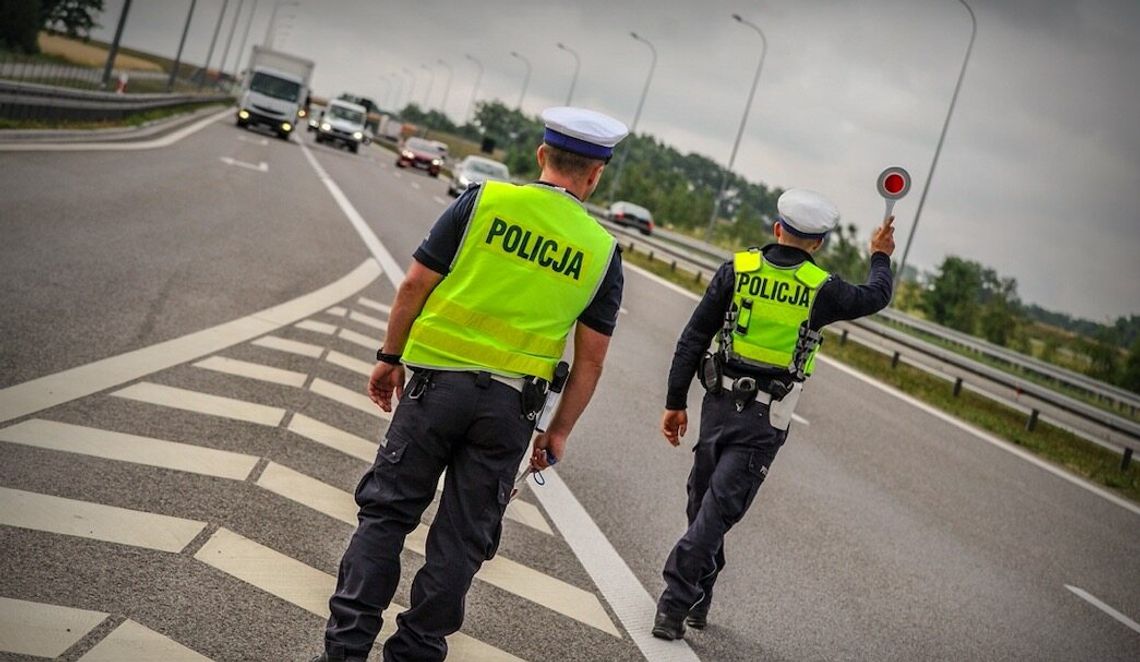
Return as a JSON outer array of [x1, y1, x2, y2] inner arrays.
[[93, 0, 1140, 322]]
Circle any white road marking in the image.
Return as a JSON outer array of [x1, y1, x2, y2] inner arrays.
[[309, 377, 391, 420], [357, 297, 392, 315], [0, 260, 380, 424], [0, 419, 258, 480], [392, 171, 403, 179], [410, 181, 421, 189], [251, 335, 324, 358], [193, 356, 307, 388], [325, 306, 349, 317], [113, 382, 286, 427], [1066, 585, 1140, 635], [258, 463, 615, 635], [287, 413, 376, 462], [0, 597, 107, 658], [80, 619, 212, 661], [236, 135, 269, 146], [433, 195, 449, 206], [219, 156, 268, 172], [337, 327, 380, 350], [0, 107, 233, 152], [505, 498, 554, 535], [194, 528, 522, 661], [348, 310, 388, 331], [325, 350, 374, 377], [619, 307, 628, 315], [0, 487, 205, 552], [295, 319, 338, 335]]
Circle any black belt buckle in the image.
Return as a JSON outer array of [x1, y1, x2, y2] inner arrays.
[[731, 376, 757, 412], [520, 376, 549, 421]]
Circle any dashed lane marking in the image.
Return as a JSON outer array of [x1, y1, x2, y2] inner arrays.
[[113, 382, 286, 427], [324, 350, 374, 378], [193, 356, 308, 388], [337, 327, 380, 350], [0, 486, 205, 553], [0, 597, 107, 658], [309, 377, 391, 421], [0, 419, 259, 480], [347, 310, 388, 332], [0, 260, 380, 424], [295, 319, 338, 335], [80, 619, 212, 661], [357, 296, 392, 315], [251, 335, 325, 358], [194, 528, 524, 661]]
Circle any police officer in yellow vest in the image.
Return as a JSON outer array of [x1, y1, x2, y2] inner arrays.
[[651, 189, 896, 640], [313, 107, 628, 662]]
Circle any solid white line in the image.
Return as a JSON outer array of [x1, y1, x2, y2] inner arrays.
[[0, 260, 380, 423], [529, 470, 701, 660], [295, 319, 338, 335], [194, 528, 521, 661], [357, 297, 392, 315], [251, 335, 324, 358], [0, 107, 233, 152], [113, 382, 286, 428], [0, 419, 259, 480], [309, 377, 391, 420], [193, 356, 308, 388], [325, 306, 349, 317], [287, 413, 377, 462], [1066, 585, 1140, 634], [258, 462, 615, 635], [337, 327, 380, 350], [80, 619, 213, 661], [348, 310, 388, 332], [0, 486, 206, 552], [821, 358, 1140, 517], [325, 350, 374, 377], [0, 597, 107, 658], [299, 143, 406, 284]]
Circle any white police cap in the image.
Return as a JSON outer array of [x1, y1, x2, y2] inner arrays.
[[541, 106, 629, 160], [777, 188, 840, 239]]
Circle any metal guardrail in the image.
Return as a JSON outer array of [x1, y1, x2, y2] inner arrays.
[[593, 216, 1138, 466], [0, 80, 230, 122]]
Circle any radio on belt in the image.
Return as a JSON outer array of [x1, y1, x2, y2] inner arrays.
[[535, 360, 570, 433]]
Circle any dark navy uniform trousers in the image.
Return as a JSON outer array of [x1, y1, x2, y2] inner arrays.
[[324, 370, 533, 661], [658, 389, 786, 617]]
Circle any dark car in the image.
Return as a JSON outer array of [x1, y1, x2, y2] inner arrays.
[[608, 201, 655, 236], [396, 137, 446, 177]]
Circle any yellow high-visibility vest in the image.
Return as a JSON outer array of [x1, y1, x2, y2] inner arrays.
[[403, 181, 616, 380]]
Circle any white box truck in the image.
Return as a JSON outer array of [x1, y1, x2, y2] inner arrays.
[[235, 45, 314, 140]]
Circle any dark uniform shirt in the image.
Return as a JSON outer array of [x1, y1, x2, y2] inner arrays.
[[414, 182, 625, 336], [665, 244, 894, 409]]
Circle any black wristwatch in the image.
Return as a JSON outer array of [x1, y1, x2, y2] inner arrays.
[[376, 349, 402, 365]]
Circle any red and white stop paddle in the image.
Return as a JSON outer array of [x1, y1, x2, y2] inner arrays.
[[876, 166, 911, 221]]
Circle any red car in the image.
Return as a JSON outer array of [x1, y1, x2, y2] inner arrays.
[[396, 137, 446, 177]]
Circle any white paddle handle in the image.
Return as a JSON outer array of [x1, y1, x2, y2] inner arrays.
[[883, 198, 897, 222]]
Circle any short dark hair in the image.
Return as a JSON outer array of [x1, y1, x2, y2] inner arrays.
[[543, 143, 604, 179]]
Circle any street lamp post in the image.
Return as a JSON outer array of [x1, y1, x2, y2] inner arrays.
[[100, 0, 133, 88], [421, 63, 435, 109], [706, 14, 768, 239], [437, 59, 453, 120], [232, 0, 259, 78], [197, 0, 230, 90], [606, 31, 656, 202], [464, 54, 484, 124], [167, 0, 197, 92], [556, 42, 580, 106], [897, 0, 977, 283], [217, 0, 245, 88], [510, 51, 531, 111]]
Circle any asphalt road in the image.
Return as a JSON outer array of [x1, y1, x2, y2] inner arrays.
[[1, 114, 1137, 661]]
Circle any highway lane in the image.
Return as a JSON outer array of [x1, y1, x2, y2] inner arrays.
[[0, 117, 1137, 661], [310, 134, 1140, 660]]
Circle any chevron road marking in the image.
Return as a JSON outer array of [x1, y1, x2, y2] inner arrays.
[[251, 335, 325, 358], [357, 297, 392, 315], [295, 319, 338, 335], [0, 486, 205, 552], [80, 619, 213, 661], [287, 413, 377, 462], [113, 383, 286, 427], [309, 378, 391, 420], [194, 528, 524, 661], [0, 597, 108, 658], [325, 306, 349, 317], [347, 310, 388, 332], [324, 350, 374, 377], [193, 356, 308, 388], [336, 327, 379, 350]]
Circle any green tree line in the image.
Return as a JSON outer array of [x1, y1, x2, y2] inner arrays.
[[0, 0, 104, 53]]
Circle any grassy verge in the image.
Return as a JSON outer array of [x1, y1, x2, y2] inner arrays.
[[622, 247, 1140, 503], [0, 101, 228, 131]]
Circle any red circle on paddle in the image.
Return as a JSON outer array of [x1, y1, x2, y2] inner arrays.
[[876, 166, 911, 200]]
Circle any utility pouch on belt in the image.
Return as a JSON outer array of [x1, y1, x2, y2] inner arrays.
[[699, 352, 724, 394], [521, 376, 549, 422], [767, 382, 803, 431], [535, 361, 570, 432]]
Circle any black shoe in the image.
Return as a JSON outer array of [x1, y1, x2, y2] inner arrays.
[[651, 611, 687, 640], [685, 609, 708, 630]]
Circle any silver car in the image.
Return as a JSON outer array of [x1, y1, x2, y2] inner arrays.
[[448, 156, 510, 196]]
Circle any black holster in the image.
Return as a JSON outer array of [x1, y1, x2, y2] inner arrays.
[[699, 352, 724, 394], [520, 376, 549, 421]]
